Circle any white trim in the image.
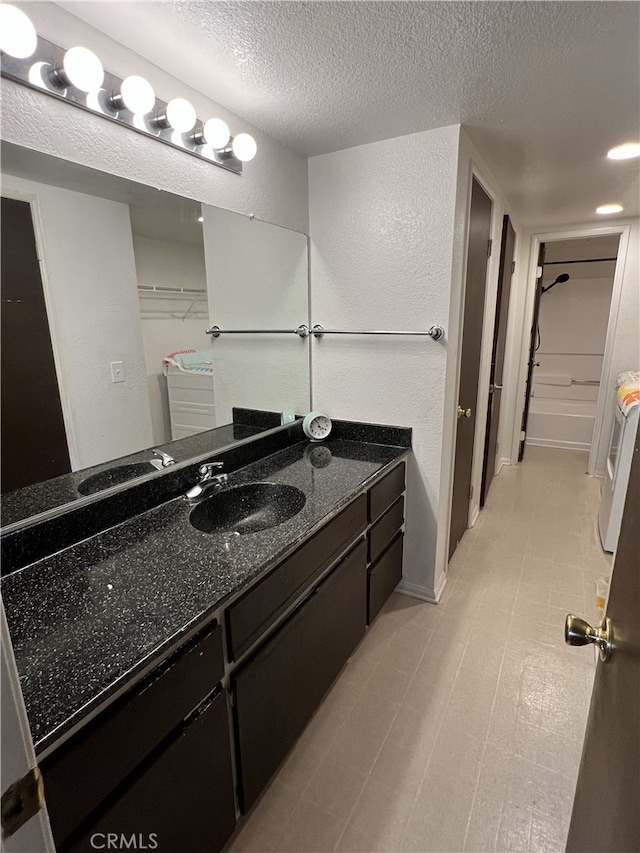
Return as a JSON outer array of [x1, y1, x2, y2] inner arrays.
[[1, 184, 80, 470], [526, 437, 590, 452], [496, 457, 510, 476], [510, 223, 631, 472], [397, 572, 448, 604], [467, 164, 505, 528], [588, 226, 631, 475]]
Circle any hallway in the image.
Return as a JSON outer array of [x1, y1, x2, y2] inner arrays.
[[227, 447, 610, 853]]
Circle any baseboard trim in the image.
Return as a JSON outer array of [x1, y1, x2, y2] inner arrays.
[[469, 505, 480, 527], [397, 572, 448, 604], [526, 437, 590, 453], [496, 457, 510, 475]]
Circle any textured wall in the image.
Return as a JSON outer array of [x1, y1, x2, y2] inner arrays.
[[309, 125, 461, 599], [3, 174, 153, 469], [1, 3, 308, 233]]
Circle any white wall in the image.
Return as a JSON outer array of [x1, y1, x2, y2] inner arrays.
[[309, 125, 461, 601], [133, 235, 207, 292], [133, 235, 208, 443], [535, 271, 614, 402], [2, 174, 153, 469], [1, 2, 308, 233], [503, 220, 640, 475], [202, 207, 310, 424]]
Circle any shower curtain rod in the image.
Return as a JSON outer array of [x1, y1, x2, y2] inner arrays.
[[544, 257, 617, 265]]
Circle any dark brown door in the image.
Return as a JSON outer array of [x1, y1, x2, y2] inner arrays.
[[518, 242, 546, 461], [1, 196, 71, 494], [449, 178, 493, 559], [566, 427, 639, 852], [480, 215, 516, 506]]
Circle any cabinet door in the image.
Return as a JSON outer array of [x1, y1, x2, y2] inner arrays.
[[65, 691, 235, 853], [233, 539, 367, 813]]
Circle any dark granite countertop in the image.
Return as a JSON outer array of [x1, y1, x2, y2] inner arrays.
[[0, 408, 279, 528], [2, 436, 409, 755]]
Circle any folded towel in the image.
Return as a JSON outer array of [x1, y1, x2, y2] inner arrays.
[[616, 370, 640, 414], [163, 348, 214, 374]]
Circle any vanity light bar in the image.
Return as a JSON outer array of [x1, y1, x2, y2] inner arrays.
[[1, 32, 255, 175]]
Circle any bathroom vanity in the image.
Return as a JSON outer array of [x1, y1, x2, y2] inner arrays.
[[1, 420, 410, 853]]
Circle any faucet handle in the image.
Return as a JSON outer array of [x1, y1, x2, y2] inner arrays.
[[152, 449, 175, 467], [198, 462, 224, 478]]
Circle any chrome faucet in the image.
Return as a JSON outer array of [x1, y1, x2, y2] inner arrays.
[[150, 449, 176, 470], [185, 462, 228, 502]]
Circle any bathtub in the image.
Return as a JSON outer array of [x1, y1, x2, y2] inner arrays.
[[526, 397, 596, 452]]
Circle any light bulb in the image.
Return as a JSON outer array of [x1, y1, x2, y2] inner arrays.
[[607, 142, 640, 160], [202, 118, 230, 149], [596, 203, 624, 215], [165, 98, 197, 133], [0, 4, 37, 58], [59, 46, 104, 92], [116, 75, 156, 114], [231, 133, 257, 162]]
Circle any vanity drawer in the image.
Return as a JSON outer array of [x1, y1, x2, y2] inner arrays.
[[368, 495, 404, 563], [226, 494, 367, 661], [41, 622, 224, 849], [368, 462, 405, 523], [368, 533, 403, 624], [233, 538, 367, 813]]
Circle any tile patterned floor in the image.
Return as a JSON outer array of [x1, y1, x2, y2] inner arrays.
[[226, 447, 611, 853]]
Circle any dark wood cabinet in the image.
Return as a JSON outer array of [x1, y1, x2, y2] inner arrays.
[[226, 495, 367, 661], [41, 623, 234, 852], [368, 532, 404, 624], [368, 461, 405, 523], [40, 457, 407, 852], [233, 539, 367, 813], [66, 690, 236, 853]]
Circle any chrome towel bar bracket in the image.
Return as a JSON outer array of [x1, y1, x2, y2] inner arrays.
[[310, 324, 445, 341]]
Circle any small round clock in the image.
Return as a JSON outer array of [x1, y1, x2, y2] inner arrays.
[[302, 411, 333, 442]]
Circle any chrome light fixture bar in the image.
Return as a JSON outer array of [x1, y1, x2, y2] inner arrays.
[[1, 32, 254, 175]]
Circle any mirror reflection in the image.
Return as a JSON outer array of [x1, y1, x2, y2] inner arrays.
[[0, 143, 310, 525]]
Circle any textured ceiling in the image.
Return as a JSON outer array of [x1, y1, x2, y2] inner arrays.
[[58, 1, 639, 226]]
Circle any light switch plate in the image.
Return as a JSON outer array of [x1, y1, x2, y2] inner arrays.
[[110, 361, 125, 383]]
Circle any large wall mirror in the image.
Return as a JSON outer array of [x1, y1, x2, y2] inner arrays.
[[1, 142, 310, 526]]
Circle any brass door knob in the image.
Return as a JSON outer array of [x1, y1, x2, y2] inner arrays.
[[457, 405, 472, 419], [565, 614, 612, 661]]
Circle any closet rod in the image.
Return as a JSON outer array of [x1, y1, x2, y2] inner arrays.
[[544, 257, 617, 265]]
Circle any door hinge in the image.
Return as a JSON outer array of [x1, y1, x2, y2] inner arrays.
[[487, 239, 493, 258], [469, 484, 474, 501], [1, 767, 45, 839], [511, 260, 516, 274], [536, 265, 543, 279]]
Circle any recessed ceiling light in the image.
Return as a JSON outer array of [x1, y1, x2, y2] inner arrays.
[[197, 216, 204, 223], [596, 204, 623, 215], [607, 142, 640, 160]]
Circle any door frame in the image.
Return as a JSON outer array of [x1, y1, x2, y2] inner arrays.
[[438, 159, 505, 570], [1, 185, 80, 470], [510, 223, 631, 475]]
